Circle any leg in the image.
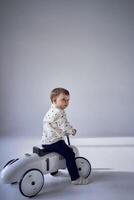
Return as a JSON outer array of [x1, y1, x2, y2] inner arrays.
[[64, 147, 80, 181], [42, 140, 80, 181]]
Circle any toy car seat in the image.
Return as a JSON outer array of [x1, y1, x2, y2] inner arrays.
[[33, 146, 51, 157]]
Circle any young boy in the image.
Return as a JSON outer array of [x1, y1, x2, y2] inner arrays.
[[41, 87, 89, 185]]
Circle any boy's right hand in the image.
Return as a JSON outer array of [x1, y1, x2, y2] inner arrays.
[[72, 129, 77, 136]]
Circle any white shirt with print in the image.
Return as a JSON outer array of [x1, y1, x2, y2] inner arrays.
[[41, 103, 74, 144]]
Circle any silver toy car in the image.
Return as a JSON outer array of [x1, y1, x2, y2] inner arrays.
[[1, 135, 91, 198]]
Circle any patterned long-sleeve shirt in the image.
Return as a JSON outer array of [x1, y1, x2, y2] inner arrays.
[[41, 103, 74, 144]]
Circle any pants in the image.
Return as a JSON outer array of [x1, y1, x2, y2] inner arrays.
[[42, 139, 80, 181]]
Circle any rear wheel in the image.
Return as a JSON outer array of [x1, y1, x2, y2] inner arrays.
[[75, 157, 91, 178], [19, 169, 44, 197]]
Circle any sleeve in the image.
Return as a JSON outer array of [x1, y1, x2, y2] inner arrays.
[[44, 108, 61, 123], [47, 122, 64, 137], [60, 112, 74, 135]]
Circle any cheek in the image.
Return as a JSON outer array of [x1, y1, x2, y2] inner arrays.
[[61, 101, 65, 105], [61, 101, 65, 106], [57, 100, 63, 105]]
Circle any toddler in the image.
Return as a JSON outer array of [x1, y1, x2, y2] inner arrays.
[[41, 87, 89, 185]]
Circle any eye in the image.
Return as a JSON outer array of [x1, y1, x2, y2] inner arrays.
[[61, 98, 69, 102]]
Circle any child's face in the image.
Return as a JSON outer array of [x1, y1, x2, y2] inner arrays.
[[53, 93, 70, 110]]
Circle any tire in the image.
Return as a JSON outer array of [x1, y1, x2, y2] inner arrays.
[[75, 157, 91, 178], [19, 169, 44, 198], [50, 170, 59, 176]]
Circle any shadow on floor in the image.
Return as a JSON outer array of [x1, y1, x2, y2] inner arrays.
[[36, 170, 134, 199]]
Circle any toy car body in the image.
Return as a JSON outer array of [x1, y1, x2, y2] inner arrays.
[[1, 145, 79, 184], [1, 137, 91, 197]]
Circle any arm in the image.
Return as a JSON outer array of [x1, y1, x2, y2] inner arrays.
[[60, 112, 74, 135], [47, 122, 64, 137]]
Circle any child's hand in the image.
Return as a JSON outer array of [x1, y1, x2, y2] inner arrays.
[[72, 129, 77, 136]]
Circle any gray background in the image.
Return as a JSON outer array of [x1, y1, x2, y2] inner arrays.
[[0, 0, 134, 137]]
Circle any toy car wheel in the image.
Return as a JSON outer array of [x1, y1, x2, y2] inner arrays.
[[19, 169, 44, 197], [50, 170, 59, 176], [75, 157, 91, 178]]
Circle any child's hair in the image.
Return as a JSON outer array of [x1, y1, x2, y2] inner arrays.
[[50, 87, 70, 103]]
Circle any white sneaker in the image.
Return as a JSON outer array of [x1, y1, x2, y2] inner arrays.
[[71, 177, 90, 185]]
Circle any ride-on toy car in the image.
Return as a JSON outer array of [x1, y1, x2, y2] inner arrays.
[[0, 134, 91, 198]]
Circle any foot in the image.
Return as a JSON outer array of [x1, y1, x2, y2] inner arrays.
[[71, 177, 90, 185]]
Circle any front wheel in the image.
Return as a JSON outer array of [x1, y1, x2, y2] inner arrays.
[[19, 169, 44, 197], [75, 157, 91, 178]]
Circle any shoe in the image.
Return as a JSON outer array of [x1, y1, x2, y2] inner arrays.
[[71, 177, 90, 185]]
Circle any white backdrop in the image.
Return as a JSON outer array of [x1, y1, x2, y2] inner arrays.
[[0, 0, 134, 137]]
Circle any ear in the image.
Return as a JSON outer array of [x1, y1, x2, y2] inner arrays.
[[53, 98, 57, 104]]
